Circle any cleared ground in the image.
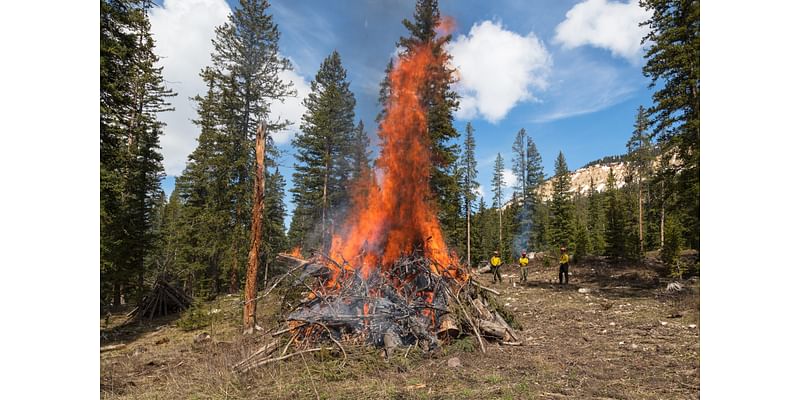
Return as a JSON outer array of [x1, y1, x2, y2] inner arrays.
[[101, 258, 699, 399]]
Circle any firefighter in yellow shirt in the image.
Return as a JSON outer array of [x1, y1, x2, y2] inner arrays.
[[518, 251, 530, 283], [490, 251, 502, 284], [559, 247, 570, 285]]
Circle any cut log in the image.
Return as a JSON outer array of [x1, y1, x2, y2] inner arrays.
[[478, 319, 510, 340], [493, 311, 520, 342], [437, 314, 459, 337]]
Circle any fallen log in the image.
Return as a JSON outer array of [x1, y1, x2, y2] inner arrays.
[[100, 343, 126, 353]]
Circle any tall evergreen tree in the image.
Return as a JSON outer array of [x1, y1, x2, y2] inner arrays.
[[396, 0, 461, 245], [627, 105, 655, 255], [550, 152, 575, 250], [351, 120, 372, 181], [100, 0, 175, 308], [586, 177, 606, 255], [289, 51, 356, 251], [511, 129, 527, 198], [472, 197, 490, 264], [262, 167, 288, 277], [641, 0, 700, 249], [174, 0, 293, 296], [461, 123, 479, 267], [491, 153, 506, 254], [604, 169, 627, 259], [525, 137, 546, 251]]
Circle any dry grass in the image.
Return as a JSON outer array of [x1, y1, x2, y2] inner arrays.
[[101, 259, 699, 399]]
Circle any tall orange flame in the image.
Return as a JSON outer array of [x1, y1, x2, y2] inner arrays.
[[329, 41, 461, 279]]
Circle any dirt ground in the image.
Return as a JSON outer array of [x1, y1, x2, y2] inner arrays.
[[101, 258, 700, 399]]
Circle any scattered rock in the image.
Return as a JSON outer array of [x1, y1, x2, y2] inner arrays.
[[154, 337, 170, 345], [609, 322, 616, 326], [194, 332, 211, 344], [688, 324, 697, 329], [447, 357, 462, 368], [660, 321, 668, 326], [619, 341, 625, 345], [631, 343, 639, 349], [578, 288, 591, 294]]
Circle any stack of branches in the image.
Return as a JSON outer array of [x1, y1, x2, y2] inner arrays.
[[234, 250, 521, 373], [126, 276, 192, 321]]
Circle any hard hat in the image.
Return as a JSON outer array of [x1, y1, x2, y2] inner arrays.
[[521, 251, 526, 255], [493, 250, 499, 255], [560, 247, 566, 251]]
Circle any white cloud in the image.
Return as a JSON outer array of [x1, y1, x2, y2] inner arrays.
[[271, 67, 312, 145], [150, 0, 310, 176], [502, 169, 518, 190], [447, 20, 552, 123], [475, 185, 486, 200], [150, 0, 230, 176], [554, 0, 651, 62]]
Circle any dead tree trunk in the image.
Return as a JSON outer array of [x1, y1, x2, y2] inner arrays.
[[243, 121, 266, 334]]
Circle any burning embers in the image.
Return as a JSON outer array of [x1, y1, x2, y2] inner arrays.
[[286, 249, 458, 352]]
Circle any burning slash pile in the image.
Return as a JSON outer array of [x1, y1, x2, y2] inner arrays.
[[233, 250, 521, 373], [235, 27, 521, 373]]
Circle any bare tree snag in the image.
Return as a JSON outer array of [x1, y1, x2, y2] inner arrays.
[[243, 121, 266, 334]]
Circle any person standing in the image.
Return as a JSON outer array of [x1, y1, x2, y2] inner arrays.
[[518, 251, 529, 283], [490, 251, 503, 283], [559, 247, 570, 285]]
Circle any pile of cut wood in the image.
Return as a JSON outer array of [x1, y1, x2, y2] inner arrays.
[[234, 251, 521, 373], [127, 277, 192, 321]]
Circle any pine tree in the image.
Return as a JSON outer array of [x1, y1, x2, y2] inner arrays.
[[491, 153, 506, 255], [511, 129, 527, 198], [627, 105, 655, 255], [587, 177, 606, 255], [461, 123, 479, 267], [510, 129, 531, 255], [641, 0, 700, 250], [526, 137, 546, 251], [376, 59, 394, 124], [351, 120, 372, 181], [472, 197, 490, 264], [100, 0, 175, 308], [262, 167, 288, 281], [397, 0, 461, 245], [604, 169, 626, 260], [174, 0, 293, 296], [550, 152, 575, 250], [289, 51, 356, 251]]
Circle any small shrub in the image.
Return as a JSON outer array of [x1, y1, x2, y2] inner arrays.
[[450, 336, 477, 353], [177, 303, 211, 331]]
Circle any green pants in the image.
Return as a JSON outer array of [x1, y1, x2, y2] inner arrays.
[[520, 266, 528, 282], [491, 265, 502, 283]]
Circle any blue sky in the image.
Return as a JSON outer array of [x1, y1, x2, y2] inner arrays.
[[152, 0, 654, 229]]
